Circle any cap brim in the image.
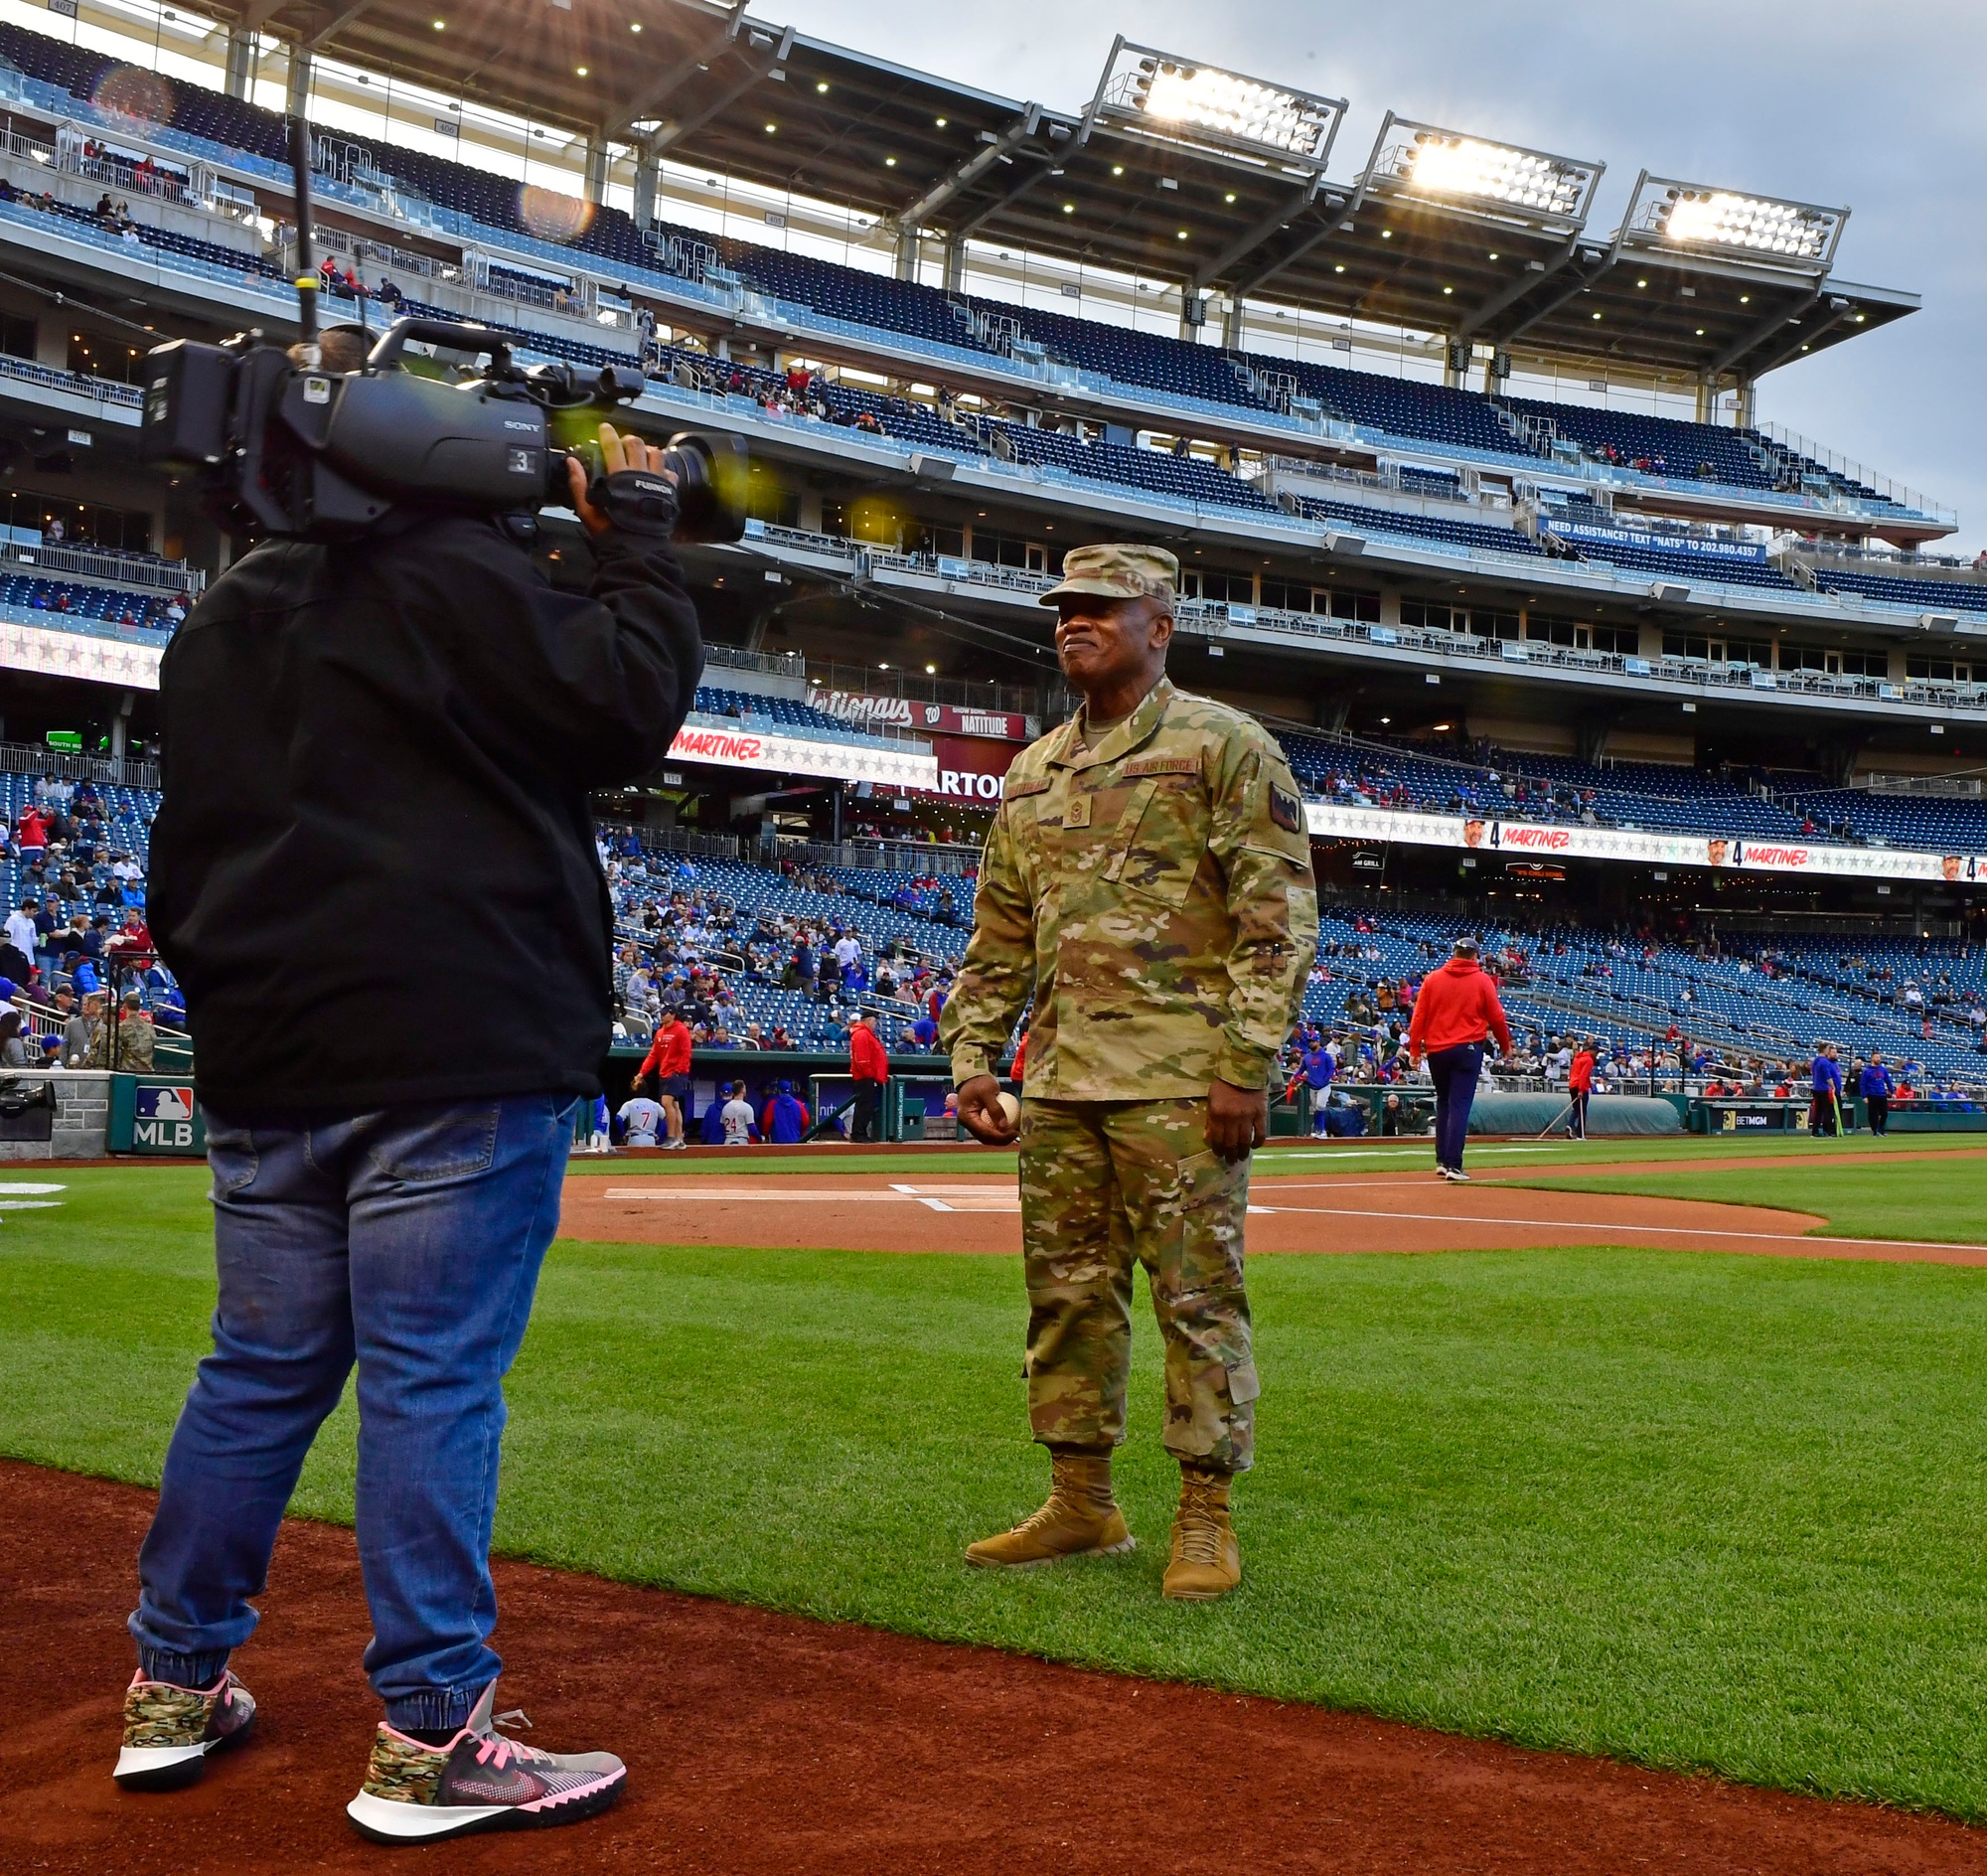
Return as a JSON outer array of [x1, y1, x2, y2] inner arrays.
[[1037, 579, 1148, 606]]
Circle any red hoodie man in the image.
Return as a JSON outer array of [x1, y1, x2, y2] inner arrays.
[[1566, 1038, 1596, 1139], [634, 1012, 692, 1148], [1406, 937, 1512, 1181]]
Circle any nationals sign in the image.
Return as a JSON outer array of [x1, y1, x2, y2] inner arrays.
[[1304, 799, 1987, 885], [806, 689, 1032, 742]]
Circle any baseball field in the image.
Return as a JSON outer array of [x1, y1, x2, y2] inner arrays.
[[10, 1135, 1987, 1872]]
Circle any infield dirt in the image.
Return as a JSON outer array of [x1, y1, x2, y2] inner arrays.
[[7, 1460, 1985, 1875]]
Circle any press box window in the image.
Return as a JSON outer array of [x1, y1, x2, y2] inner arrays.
[[1908, 657, 1972, 683]]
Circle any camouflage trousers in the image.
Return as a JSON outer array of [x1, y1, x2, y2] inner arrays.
[[1016, 1097, 1258, 1473]]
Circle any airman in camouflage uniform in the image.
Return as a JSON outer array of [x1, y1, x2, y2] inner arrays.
[[943, 543, 1316, 1601]]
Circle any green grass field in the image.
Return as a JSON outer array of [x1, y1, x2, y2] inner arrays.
[[10, 1151, 1987, 1817]]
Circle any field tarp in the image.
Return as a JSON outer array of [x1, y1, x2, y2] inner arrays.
[[1466, 1093, 1682, 1137]]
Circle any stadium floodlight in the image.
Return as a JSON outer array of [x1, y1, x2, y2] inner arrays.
[[1082, 36, 1346, 171], [1626, 177, 1846, 268], [1375, 119, 1600, 226]]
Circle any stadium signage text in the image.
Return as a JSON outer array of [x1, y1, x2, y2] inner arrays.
[[1303, 800, 1987, 884], [806, 688, 1031, 741], [1547, 522, 1767, 563], [667, 720, 939, 791]]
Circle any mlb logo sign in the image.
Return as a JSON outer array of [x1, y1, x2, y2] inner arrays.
[[134, 1085, 198, 1151]]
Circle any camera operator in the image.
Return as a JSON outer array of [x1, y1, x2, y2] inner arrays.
[[116, 329, 702, 1843]]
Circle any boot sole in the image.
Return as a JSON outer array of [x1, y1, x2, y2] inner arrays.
[[964, 1535, 1137, 1569], [1162, 1580, 1241, 1602]]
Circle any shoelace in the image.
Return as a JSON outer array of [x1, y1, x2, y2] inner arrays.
[[1176, 1485, 1227, 1565], [472, 1709, 554, 1771]]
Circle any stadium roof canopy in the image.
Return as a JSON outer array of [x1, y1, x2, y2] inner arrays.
[[214, 0, 1916, 385]]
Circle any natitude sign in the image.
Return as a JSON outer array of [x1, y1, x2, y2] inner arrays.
[[807, 688, 1033, 743]]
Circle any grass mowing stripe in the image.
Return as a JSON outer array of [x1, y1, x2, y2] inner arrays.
[[11, 1166, 1987, 1814], [1505, 1155, 1987, 1246]]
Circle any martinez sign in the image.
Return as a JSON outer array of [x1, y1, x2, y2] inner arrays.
[[1304, 799, 1987, 884], [668, 717, 939, 791]]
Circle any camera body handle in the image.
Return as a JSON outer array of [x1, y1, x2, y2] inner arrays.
[[365, 318, 514, 374]]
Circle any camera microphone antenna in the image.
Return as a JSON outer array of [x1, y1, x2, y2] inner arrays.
[[287, 112, 320, 367]]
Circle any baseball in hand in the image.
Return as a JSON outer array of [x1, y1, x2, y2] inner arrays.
[[997, 1092, 1021, 1130]]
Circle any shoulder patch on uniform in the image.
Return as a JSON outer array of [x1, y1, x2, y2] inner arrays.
[[1004, 776, 1053, 800], [1269, 782, 1302, 833], [1124, 754, 1199, 777]]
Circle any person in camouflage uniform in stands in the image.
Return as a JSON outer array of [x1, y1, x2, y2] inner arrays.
[[942, 543, 1317, 1601]]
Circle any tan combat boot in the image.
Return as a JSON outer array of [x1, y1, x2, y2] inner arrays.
[[964, 1450, 1134, 1568], [1162, 1464, 1241, 1602]]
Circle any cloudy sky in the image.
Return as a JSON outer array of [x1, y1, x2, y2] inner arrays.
[[766, 0, 1987, 551]]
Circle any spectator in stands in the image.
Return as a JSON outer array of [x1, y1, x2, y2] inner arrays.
[[0, 1007, 27, 1068], [633, 1008, 691, 1150], [4, 897, 38, 971], [1859, 1051, 1895, 1137], [113, 990, 156, 1072], [848, 1010, 889, 1141], [63, 990, 100, 1067], [1406, 934, 1512, 1183]]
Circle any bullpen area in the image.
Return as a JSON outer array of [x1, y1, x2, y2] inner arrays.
[[9, 1135, 1987, 1871]]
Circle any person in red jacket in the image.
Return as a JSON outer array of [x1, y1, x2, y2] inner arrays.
[[848, 1012, 889, 1141], [633, 1010, 691, 1150], [1406, 934, 1513, 1181], [1566, 1035, 1596, 1139]]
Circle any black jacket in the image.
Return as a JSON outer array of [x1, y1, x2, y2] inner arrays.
[[149, 514, 702, 1111]]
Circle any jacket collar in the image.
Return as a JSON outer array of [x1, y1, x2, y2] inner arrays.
[[1050, 677, 1175, 772]]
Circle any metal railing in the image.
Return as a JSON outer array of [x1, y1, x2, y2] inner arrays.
[[6, 541, 202, 594], [0, 347, 143, 410], [0, 739, 157, 788]]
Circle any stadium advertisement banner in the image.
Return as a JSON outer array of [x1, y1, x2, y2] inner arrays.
[[1302, 800, 1987, 884], [0, 620, 163, 691], [806, 689, 1032, 742], [918, 733, 1021, 802], [1547, 522, 1767, 563], [667, 719, 939, 791]]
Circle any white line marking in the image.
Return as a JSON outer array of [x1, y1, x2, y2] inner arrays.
[[891, 1181, 955, 1212], [1247, 1202, 1987, 1254], [0, 1181, 64, 1192]]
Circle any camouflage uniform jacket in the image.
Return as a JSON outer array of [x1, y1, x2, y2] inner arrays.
[[943, 678, 1317, 1099]]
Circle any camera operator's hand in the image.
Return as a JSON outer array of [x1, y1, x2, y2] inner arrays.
[[567, 423, 676, 538]]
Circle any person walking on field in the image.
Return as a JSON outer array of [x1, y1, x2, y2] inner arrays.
[[1406, 935, 1512, 1181], [944, 544, 1315, 1603], [1859, 1050, 1894, 1137], [1566, 1034, 1595, 1140]]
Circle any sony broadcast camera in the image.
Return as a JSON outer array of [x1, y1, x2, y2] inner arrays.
[[138, 317, 748, 545], [136, 112, 746, 547]]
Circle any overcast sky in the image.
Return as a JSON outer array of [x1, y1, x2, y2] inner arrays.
[[764, 0, 1987, 552]]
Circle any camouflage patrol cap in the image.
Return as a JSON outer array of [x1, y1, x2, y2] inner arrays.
[[1038, 543, 1180, 607]]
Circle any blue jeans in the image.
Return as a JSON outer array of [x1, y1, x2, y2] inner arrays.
[[129, 1094, 576, 1729], [1427, 1043, 1482, 1170]]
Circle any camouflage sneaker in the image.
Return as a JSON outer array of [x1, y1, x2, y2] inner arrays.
[[113, 1669, 258, 1791], [345, 1683, 625, 1845]]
